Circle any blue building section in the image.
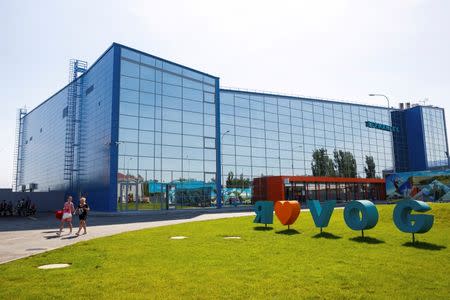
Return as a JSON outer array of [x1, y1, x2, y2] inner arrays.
[[13, 43, 449, 211], [391, 110, 409, 172], [391, 106, 448, 172], [18, 46, 117, 211], [405, 107, 428, 171]]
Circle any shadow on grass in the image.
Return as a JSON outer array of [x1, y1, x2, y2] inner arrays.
[[349, 236, 385, 244], [403, 241, 446, 251], [253, 226, 273, 231], [275, 229, 300, 235], [312, 232, 342, 239]]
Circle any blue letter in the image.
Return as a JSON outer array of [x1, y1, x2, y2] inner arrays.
[[254, 201, 274, 225], [307, 200, 336, 228], [393, 199, 434, 233], [344, 200, 378, 231]]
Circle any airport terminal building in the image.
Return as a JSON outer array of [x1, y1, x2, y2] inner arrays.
[[12, 43, 449, 211]]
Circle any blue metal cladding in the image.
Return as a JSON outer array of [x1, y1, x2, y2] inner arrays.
[[20, 87, 68, 192], [391, 110, 410, 172], [19, 47, 115, 211], [77, 47, 115, 211], [108, 44, 122, 211], [404, 106, 427, 171]]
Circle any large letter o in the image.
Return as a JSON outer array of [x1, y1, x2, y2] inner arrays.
[[344, 200, 379, 231]]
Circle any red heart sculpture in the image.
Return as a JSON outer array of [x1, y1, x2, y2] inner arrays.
[[275, 201, 300, 225]]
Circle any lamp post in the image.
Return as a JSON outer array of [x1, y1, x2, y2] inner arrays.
[[220, 130, 230, 208], [369, 93, 390, 109], [369, 93, 396, 173]]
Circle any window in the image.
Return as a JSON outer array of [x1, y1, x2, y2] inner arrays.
[[121, 60, 140, 77], [121, 49, 140, 61], [86, 85, 94, 95], [62, 106, 68, 119], [204, 92, 215, 103], [204, 137, 216, 149]]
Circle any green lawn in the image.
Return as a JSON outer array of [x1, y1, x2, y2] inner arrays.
[[1, 203, 449, 299]]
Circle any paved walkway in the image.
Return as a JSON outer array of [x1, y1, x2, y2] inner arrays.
[[0, 210, 254, 264]]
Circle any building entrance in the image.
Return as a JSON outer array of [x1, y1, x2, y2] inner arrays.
[[118, 181, 139, 211]]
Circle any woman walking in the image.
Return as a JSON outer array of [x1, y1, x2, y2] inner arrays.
[[76, 197, 90, 236], [57, 196, 75, 236]]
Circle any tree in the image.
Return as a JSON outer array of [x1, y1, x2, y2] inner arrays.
[[226, 171, 251, 188], [226, 171, 235, 188], [333, 149, 357, 178], [364, 155, 376, 178], [311, 148, 336, 176]]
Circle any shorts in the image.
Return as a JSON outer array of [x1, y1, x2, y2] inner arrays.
[[79, 214, 87, 221]]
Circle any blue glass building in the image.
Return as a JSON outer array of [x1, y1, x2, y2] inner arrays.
[[13, 43, 449, 211]]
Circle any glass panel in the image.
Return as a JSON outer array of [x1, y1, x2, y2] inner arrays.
[[121, 60, 139, 77], [183, 135, 203, 147]]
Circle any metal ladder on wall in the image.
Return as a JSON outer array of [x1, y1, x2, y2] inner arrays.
[[12, 108, 27, 191], [64, 59, 88, 192]]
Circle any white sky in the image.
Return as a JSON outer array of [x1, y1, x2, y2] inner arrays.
[[1, 0, 449, 187]]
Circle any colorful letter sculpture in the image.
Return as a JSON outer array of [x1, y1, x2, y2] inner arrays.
[[253, 201, 274, 225], [344, 200, 379, 234], [275, 201, 300, 226], [307, 200, 336, 231], [393, 199, 434, 234]]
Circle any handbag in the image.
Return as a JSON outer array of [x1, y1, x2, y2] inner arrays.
[[55, 210, 63, 220], [62, 212, 72, 219]]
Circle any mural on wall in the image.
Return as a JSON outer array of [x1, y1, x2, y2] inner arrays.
[[386, 169, 450, 202]]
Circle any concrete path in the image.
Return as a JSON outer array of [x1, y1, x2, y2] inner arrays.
[[0, 210, 254, 265]]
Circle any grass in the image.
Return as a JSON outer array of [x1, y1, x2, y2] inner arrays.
[[1, 203, 449, 299]]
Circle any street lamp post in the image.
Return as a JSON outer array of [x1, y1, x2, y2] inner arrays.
[[220, 130, 230, 208], [369, 93, 396, 173], [369, 93, 390, 109]]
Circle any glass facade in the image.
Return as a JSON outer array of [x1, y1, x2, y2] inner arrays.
[[219, 90, 394, 184], [422, 107, 448, 168], [117, 47, 218, 210]]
